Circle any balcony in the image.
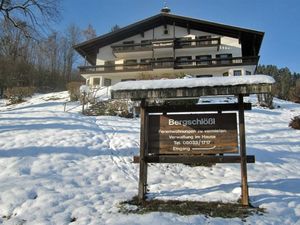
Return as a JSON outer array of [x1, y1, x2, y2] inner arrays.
[[79, 56, 259, 74], [175, 37, 221, 49], [111, 37, 221, 55]]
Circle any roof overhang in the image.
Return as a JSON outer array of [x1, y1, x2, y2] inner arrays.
[[111, 75, 274, 100], [74, 13, 264, 65]]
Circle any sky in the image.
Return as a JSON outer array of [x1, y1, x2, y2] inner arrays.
[[60, 0, 300, 73]]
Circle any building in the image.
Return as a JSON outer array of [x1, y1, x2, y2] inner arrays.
[[74, 7, 264, 87]]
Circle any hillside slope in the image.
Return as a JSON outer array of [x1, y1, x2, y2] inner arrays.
[[0, 92, 300, 225]]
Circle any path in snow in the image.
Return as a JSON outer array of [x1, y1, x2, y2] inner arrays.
[[0, 92, 299, 225]]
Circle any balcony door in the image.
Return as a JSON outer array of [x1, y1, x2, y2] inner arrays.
[[104, 61, 115, 72], [216, 54, 232, 65]]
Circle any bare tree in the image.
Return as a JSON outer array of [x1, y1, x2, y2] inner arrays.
[[0, 0, 60, 37], [82, 24, 97, 41], [63, 24, 81, 81]]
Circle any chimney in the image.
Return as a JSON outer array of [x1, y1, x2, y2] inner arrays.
[[161, 2, 171, 13]]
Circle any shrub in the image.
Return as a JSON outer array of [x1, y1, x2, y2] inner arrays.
[[289, 116, 300, 130], [4, 86, 35, 105], [84, 100, 133, 118], [66, 82, 82, 101]]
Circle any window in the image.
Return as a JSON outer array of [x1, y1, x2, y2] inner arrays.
[[233, 70, 242, 76], [121, 79, 136, 82], [176, 56, 192, 66], [155, 57, 173, 68], [122, 41, 134, 50], [196, 75, 213, 78], [124, 59, 138, 69], [140, 58, 152, 69], [246, 71, 251, 75], [196, 35, 212, 46], [216, 54, 232, 64], [93, 78, 100, 86], [223, 72, 229, 77], [141, 40, 151, 47], [140, 58, 151, 63], [163, 29, 169, 35], [176, 37, 192, 47], [124, 59, 137, 64], [104, 78, 111, 87], [104, 61, 115, 72], [196, 55, 212, 65]]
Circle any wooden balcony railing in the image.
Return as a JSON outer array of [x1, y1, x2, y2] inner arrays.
[[79, 56, 259, 74], [111, 37, 221, 53]]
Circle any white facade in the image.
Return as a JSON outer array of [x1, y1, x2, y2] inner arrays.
[[80, 25, 258, 87]]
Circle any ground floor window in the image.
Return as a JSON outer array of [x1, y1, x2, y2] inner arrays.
[[233, 70, 242, 76], [104, 78, 111, 87], [121, 79, 136, 82], [196, 75, 213, 78], [93, 78, 100, 85], [246, 70, 252, 75]]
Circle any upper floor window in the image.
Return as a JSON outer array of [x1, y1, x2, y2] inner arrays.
[[122, 41, 134, 50], [124, 59, 138, 69], [233, 70, 242, 76], [176, 56, 192, 66], [196, 55, 212, 65], [196, 35, 212, 46], [176, 37, 192, 47], [216, 54, 232, 64], [155, 57, 173, 68], [141, 40, 151, 47], [104, 61, 115, 72], [124, 59, 137, 65]]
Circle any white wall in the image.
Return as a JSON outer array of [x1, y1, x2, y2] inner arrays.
[[87, 24, 251, 87], [95, 25, 242, 63]]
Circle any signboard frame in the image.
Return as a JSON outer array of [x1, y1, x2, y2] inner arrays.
[[137, 96, 253, 206]]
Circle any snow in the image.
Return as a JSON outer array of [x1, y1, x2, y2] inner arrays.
[[0, 91, 300, 224], [111, 75, 275, 91]]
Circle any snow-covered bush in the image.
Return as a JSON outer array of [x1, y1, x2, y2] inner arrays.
[[4, 86, 35, 104], [289, 116, 300, 130], [84, 100, 134, 118]]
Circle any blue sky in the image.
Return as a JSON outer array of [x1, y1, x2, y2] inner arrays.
[[60, 0, 300, 73]]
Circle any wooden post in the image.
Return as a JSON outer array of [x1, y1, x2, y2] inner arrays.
[[238, 94, 249, 206], [138, 99, 148, 203]]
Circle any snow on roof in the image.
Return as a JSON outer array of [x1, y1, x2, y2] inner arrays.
[[111, 75, 275, 91]]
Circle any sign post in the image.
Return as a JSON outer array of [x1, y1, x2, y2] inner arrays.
[[110, 76, 275, 206], [137, 101, 254, 205]]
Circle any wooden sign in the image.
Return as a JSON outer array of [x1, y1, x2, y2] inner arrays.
[[148, 113, 238, 154]]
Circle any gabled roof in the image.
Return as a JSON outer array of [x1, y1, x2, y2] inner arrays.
[[74, 13, 264, 65]]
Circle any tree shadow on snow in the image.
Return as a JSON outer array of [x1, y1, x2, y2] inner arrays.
[[149, 178, 300, 206], [0, 146, 138, 158]]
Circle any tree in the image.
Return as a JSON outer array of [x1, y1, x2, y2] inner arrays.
[[0, 0, 60, 37], [63, 24, 81, 81], [111, 24, 121, 32], [82, 24, 97, 41]]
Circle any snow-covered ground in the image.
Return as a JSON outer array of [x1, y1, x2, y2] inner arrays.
[[0, 92, 300, 225]]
